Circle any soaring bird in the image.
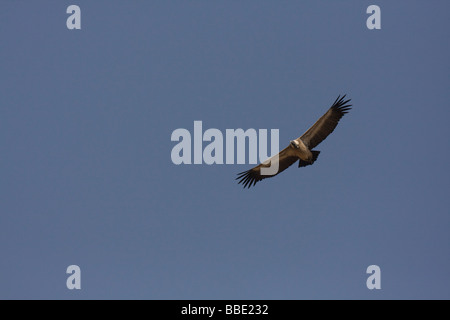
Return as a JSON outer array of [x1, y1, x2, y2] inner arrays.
[[236, 95, 352, 188]]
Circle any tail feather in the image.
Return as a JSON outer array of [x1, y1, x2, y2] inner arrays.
[[298, 150, 320, 168]]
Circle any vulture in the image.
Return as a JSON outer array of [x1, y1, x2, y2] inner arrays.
[[236, 95, 352, 188]]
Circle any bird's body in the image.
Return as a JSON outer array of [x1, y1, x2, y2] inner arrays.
[[289, 139, 313, 162], [236, 95, 352, 188]]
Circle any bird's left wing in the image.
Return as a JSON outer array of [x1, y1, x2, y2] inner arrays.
[[236, 145, 298, 188]]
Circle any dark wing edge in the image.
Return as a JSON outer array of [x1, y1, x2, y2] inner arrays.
[[235, 168, 265, 189], [235, 150, 298, 189], [299, 94, 352, 149]]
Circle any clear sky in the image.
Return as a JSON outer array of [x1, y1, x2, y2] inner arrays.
[[1, 1, 449, 299]]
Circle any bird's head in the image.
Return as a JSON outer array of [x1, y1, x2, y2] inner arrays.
[[290, 140, 300, 149]]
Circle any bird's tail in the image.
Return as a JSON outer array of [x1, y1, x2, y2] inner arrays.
[[298, 150, 320, 167]]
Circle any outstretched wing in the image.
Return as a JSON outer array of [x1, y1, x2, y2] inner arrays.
[[236, 146, 298, 188], [298, 95, 352, 149]]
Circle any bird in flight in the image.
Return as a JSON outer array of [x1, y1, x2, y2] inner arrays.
[[236, 95, 352, 188]]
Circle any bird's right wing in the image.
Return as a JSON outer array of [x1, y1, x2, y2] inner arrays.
[[298, 95, 352, 149]]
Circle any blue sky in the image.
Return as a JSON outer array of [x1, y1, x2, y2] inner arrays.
[[1, 1, 449, 299]]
